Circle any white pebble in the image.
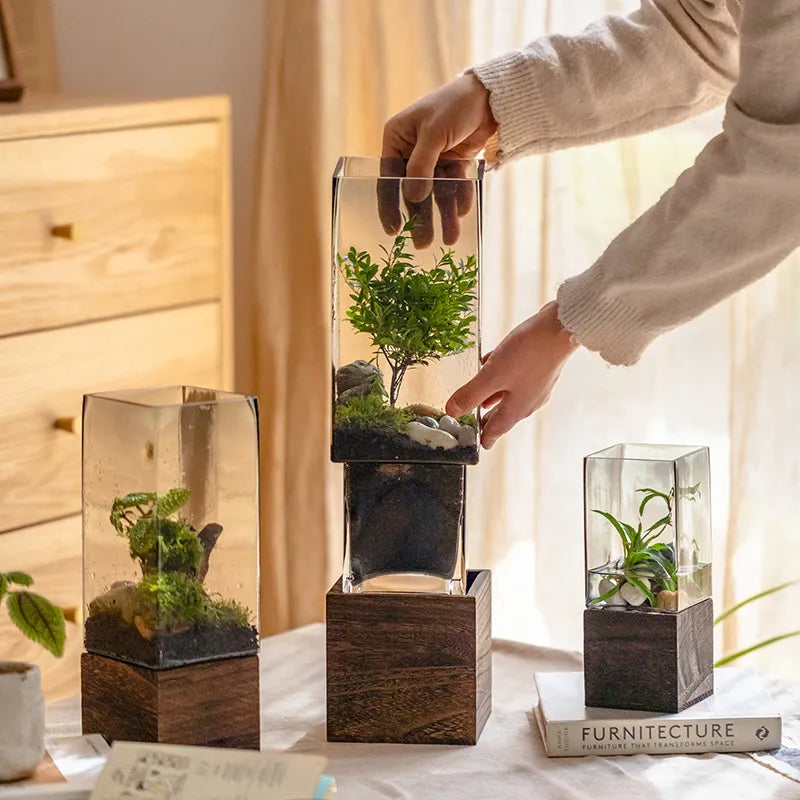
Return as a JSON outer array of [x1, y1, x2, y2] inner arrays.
[[458, 425, 478, 447], [406, 421, 458, 450], [438, 415, 462, 437], [620, 579, 650, 606], [599, 579, 626, 606]]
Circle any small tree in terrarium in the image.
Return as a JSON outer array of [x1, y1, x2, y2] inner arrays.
[[331, 157, 482, 466]]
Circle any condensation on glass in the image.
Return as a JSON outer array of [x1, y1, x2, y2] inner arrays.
[[331, 157, 482, 595], [82, 386, 260, 668], [584, 444, 712, 613]]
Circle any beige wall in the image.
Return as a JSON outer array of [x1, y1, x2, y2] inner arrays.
[[52, 0, 267, 391]]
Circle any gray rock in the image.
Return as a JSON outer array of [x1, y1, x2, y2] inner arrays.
[[598, 578, 626, 606], [620, 578, 650, 606], [406, 421, 459, 450], [335, 360, 382, 395], [337, 383, 376, 405], [417, 416, 439, 428], [438, 415, 462, 437]]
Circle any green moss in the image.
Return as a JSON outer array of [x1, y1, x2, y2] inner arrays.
[[134, 572, 251, 632], [457, 412, 477, 427], [334, 394, 412, 433]]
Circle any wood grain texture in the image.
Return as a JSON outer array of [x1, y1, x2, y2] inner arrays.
[[81, 652, 260, 749], [583, 598, 714, 713], [0, 515, 82, 700], [326, 569, 491, 745], [0, 122, 222, 336], [0, 95, 230, 141], [0, 303, 222, 533]]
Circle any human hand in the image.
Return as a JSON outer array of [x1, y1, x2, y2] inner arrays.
[[446, 301, 580, 450], [379, 72, 497, 248]]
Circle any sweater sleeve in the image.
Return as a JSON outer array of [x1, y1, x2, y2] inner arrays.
[[472, 0, 739, 163], [556, 0, 800, 365]]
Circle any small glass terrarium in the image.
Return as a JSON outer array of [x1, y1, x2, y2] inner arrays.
[[82, 386, 260, 668], [331, 156, 483, 466], [584, 444, 711, 613]]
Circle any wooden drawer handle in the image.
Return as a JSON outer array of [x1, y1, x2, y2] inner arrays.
[[51, 223, 80, 241], [62, 606, 82, 626], [53, 416, 82, 436]]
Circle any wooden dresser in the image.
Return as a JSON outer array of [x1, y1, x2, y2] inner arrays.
[[0, 95, 232, 700]]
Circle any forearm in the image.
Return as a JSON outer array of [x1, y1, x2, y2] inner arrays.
[[472, 0, 739, 164], [557, 0, 800, 366]]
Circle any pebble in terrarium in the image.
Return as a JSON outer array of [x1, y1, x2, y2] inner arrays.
[[331, 157, 482, 465], [584, 444, 712, 613]]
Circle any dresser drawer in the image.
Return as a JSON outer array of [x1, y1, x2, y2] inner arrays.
[[0, 515, 82, 701], [0, 303, 222, 532], [0, 122, 223, 337]]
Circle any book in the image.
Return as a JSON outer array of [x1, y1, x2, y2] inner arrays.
[[534, 667, 782, 757], [0, 735, 110, 799]]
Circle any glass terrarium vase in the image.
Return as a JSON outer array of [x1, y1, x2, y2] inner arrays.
[[331, 156, 483, 466], [584, 444, 712, 613], [82, 386, 260, 669]]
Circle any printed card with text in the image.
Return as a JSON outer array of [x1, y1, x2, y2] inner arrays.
[[89, 742, 331, 800]]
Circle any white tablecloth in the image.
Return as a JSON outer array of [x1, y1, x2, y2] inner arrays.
[[47, 624, 800, 800]]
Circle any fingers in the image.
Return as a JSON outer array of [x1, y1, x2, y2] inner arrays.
[[404, 194, 434, 248], [480, 399, 523, 450], [433, 161, 462, 246], [446, 367, 499, 419], [377, 154, 405, 236], [403, 126, 443, 204]]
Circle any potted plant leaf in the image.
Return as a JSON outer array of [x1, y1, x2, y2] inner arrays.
[[0, 571, 65, 781]]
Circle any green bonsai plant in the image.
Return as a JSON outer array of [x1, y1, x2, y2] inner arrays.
[[338, 216, 478, 406], [1, 571, 66, 657], [89, 488, 251, 642]]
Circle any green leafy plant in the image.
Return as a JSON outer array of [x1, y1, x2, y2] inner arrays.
[[1, 571, 66, 657], [94, 488, 251, 637], [339, 216, 478, 406], [590, 486, 682, 607], [714, 579, 800, 666]]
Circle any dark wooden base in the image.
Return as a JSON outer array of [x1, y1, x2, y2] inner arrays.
[[583, 597, 713, 713], [326, 569, 491, 745], [81, 652, 260, 749]]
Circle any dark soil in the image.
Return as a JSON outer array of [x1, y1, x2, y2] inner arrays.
[[345, 462, 466, 583], [332, 425, 478, 465], [84, 613, 259, 669]]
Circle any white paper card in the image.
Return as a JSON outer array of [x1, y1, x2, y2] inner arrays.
[[89, 742, 327, 800]]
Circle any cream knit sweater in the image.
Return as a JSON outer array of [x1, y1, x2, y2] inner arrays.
[[473, 0, 800, 366]]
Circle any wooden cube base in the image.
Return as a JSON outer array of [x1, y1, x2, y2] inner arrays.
[[326, 569, 491, 745], [583, 597, 713, 713], [81, 652, 260, 749]]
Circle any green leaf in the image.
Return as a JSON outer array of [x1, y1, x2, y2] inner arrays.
[[591, 510, 630, 549], [645, 515, 672, 534], [714, 580, 800, 625], [715, 631, 800, 667], [0, 575, 6, 602], [625, 576, 657, 606], [5, 571, 33, 586], [588, 582, 622, 606], [6, 591, 66, 657], [155, 488, 191, 518]]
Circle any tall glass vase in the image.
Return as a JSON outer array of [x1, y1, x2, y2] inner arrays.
[[82, 386, 260, 669]]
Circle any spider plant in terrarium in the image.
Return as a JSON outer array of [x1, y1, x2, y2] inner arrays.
[[585, 444, 712, 613], [331, 156, 483, 466]]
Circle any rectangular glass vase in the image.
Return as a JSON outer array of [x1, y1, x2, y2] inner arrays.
[[343, 462, 467, 594], [82, 386, 260, 669], [584, 444, 712, 613], [331, 156, 483, 465]]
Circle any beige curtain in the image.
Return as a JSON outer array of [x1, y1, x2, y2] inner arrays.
[[253, 0, 470, 634], [255, 0, 799, 679]]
